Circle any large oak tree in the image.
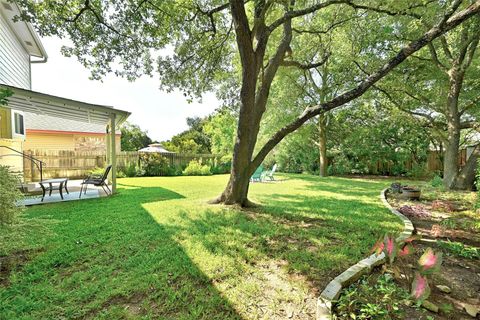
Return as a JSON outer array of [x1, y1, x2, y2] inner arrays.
[[19, 0, 480, 205]]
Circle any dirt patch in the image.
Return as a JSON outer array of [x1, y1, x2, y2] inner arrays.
[[84, 291, 147, 319], [0, 249, 42, 287], [244, 261, 317, 320]]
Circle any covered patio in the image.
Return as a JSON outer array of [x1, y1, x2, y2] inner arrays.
[[1, 84, 130, 204]]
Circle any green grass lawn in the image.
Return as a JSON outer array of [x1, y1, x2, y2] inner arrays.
[[0, 174, 403, 319]]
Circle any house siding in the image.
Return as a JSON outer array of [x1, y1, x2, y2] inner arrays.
[[0, 138, 24, 173], [0, 12, 31, 89], [24, 131, 121, 152]]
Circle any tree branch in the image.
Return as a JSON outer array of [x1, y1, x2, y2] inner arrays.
[[268, 0, 432, 32], [280, 53, 330, 70], [428, 42, 448, 72]]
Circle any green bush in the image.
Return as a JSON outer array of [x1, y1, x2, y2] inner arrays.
[[211, 155, 231, 174], [183, 159, 212, 176], [407, 163, 428, 179], [121, 163, 138, 177], [0, 166, 24, 225], [139, 153, 171, 176], [430, 174, 443, 188]]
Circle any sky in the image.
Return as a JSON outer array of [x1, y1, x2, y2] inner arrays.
[[31, 36, 221, 142]]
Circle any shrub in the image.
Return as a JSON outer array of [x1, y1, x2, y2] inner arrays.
[[430, 174, 443, 188], [0, 166, 24, 225], [211, 155, 231, 174], [139, 153, 171, 176], [183, 159, 212, 176], [407, 163, 428, 179], [328, 156, 353, 175], [122, 163, 138, 177]]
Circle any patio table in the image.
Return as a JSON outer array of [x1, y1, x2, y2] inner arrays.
[[39, 178, 69, 202]]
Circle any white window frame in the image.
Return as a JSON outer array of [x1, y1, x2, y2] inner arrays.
[[11, 109, 25, 140]]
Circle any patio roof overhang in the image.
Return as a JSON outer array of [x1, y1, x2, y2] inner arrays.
[[1, 84, 131, 127], [1, 84, 131, 194]]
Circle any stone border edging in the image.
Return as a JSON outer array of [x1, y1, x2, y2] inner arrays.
[[316, 188, 414, 320]]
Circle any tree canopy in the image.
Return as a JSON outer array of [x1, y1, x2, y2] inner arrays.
[[120, 122, 153, 151]]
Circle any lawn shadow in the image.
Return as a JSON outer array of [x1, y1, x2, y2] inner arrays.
[[167, 178, 401, 291], [2, 186, 243, 320]]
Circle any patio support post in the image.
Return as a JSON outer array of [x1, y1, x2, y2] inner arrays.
[[106, 126, 110, 166], [110, 113, 117, 194]]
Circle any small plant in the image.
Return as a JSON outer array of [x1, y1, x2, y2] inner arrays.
[[122, 163, 138, 177], [0, 165, 24, 225], [334, 274, 409, 319], [371, 233, 442, 305], [182, 159, 212, 176], [430, 175, 443, 188], [439, 218, 457, 230], [438, 240, 480, 260]]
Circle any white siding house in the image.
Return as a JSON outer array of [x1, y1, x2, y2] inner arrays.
[[0, 11, 31, 89], [0, 0, 47, 89]]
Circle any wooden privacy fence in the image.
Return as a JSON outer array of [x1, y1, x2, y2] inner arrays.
[[23, 148, 467, 181], [23, 150, 220, 181], [329, 149, 466, 175]]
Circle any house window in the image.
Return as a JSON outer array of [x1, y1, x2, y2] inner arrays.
[[11, 110, 25, 139]]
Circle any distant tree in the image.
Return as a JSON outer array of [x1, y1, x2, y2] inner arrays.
[[120, 122, 152, 151], [162, 117, 211, 154], [203, 110, 237, 156]]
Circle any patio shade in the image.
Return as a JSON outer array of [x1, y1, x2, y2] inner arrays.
[[1, 84, 130, 126], [1, 84, 131, 193]]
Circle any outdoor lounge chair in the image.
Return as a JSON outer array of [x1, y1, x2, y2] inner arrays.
[[264, 164, 277, 181], [80, 165, 112, 198], [250, 165, 264, 182]]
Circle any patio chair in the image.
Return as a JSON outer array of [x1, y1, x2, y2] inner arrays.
[[79, 165, 112, 198], [263, 164, 277, 181], [250, 165, 264, 182]]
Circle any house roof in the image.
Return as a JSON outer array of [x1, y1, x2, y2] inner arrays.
[[1, 84, 131, 128], [0, 0, 47, 60], [25, 112, 121, 135]]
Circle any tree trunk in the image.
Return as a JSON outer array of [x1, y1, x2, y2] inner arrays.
[[453, 146, 479, 190], [318, 114, 327, 177], [443, 68, 462, 189]]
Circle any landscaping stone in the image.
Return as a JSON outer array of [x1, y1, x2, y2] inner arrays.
[[464, 304, 479, 318], [334, 264, 368, 287], [320, 280, 341, 301], [435, 285, 451, 294], [422, 300, 439, 313]]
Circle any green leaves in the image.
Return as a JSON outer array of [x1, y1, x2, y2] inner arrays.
[[0, 165, 24, 225], [0, 88, 13, 106]]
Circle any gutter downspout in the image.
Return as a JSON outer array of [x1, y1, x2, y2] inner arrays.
[[30, 57, 48, 63]]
